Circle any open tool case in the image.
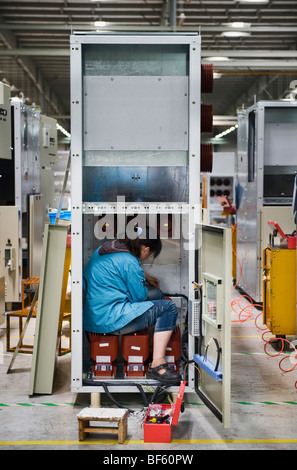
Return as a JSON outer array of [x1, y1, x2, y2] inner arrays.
[[143, 381, 186, 443]]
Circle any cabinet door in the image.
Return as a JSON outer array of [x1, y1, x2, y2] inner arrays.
[[194, 224, 232, 428]]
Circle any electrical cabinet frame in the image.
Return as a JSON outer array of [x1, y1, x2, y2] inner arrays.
[[237, 101, 297, 302], [0, 82, 11, 160], [70, 33, 231, 427]]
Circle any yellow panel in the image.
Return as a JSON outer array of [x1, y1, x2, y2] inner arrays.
[[263, 247, 296, 336]]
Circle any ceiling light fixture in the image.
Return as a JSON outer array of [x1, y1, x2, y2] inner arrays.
[[204, 56, 230, 61], [236, 0, 269, 3], [94, 21, 107, 27], [214, 124, 238, 139], [221, 31, 250, 37], [230, 22, 251, 28], [56, 123, 71, 139]]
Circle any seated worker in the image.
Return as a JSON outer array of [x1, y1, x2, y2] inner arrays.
[[83, 226, 181, 385]]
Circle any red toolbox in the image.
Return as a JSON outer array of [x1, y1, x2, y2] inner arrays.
[[143, 381, 186, 443]]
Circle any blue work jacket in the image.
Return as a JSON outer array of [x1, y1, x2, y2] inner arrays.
[[83, 249, 153, 333]]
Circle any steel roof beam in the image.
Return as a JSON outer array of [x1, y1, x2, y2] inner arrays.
[[1, 23, 297, 32]]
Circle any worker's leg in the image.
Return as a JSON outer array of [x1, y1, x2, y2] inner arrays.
[[146, 286, 165, 300], [150, 329, 173, 373], [109, 299, 177, 335], [108, 300, 180, 383]]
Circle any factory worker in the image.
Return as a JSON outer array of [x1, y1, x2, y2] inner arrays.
[[83, 226, 181, 385]]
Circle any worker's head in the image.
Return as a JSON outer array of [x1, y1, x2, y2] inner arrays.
[[122, 225, 162, 260]]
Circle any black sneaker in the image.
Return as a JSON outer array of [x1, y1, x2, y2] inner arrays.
[[147, 363, 181, 385]]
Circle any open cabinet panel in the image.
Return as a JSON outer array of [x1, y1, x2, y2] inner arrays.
[[194, 224, 232, 428]]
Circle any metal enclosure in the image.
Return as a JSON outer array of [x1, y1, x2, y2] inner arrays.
[[194, 224, 232, 428], [71, 32, 201, 391], [0, 206, 19, 303], [12, 100, 41, 214], [0, 99, 57, 302], [0, 82, 11, 160], [40, 114, 58, 215], [70, 33, 231, 426], [236, 101, 297, 302], [11, 100, 42, 296]]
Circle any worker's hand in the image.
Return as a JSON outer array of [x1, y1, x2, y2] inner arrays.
[[144, 272, 160, 289]]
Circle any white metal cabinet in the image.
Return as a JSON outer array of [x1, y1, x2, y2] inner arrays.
[[70, 32, 231, 427]]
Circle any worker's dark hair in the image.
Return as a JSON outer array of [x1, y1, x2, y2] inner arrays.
[[121, 225, 162, 259]]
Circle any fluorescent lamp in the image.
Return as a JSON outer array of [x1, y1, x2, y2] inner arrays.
[[231, 22, 245, 28], [215, 124, 238, 139], [204, 56, 230, 61], [94, 21, 107, 27], [237, 0, 269, 3], [222, 31, 250, 37], [56, 123, 71, 139], [230, 22, 251, 28]]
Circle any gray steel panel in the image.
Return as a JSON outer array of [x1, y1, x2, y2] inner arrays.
[[82, 166, 188, 203], [29, 194, 44, 277], [29, 223, 68, 396], [83, 76, 189, 151], [82, 43, 189, 77], [13, 102, 41, 213]]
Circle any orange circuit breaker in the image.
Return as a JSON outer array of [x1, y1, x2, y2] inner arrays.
[[122, 330, 150, 377], [90, 333, 119, 377]]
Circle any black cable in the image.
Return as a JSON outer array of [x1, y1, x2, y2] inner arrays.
[[180, 329, 194, 364], [82, 379, 173, 413], [204, 337, 221, 372], [102, 383, 135, 413], [134, 383, 149, 407]]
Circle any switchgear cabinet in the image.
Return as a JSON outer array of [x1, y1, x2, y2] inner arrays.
[[70, 33, 231, 428], [237, 101, 297, 302]]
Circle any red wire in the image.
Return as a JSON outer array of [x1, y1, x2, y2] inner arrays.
[[263, 337, 297, 372], [232, 294, 297, 389], [231, 294, 254, 322]]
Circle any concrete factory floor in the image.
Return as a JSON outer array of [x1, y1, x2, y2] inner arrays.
[[0, 287, 296, 453]]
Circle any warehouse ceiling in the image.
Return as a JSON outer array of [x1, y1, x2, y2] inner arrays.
[[0, 0, 297, 137]]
